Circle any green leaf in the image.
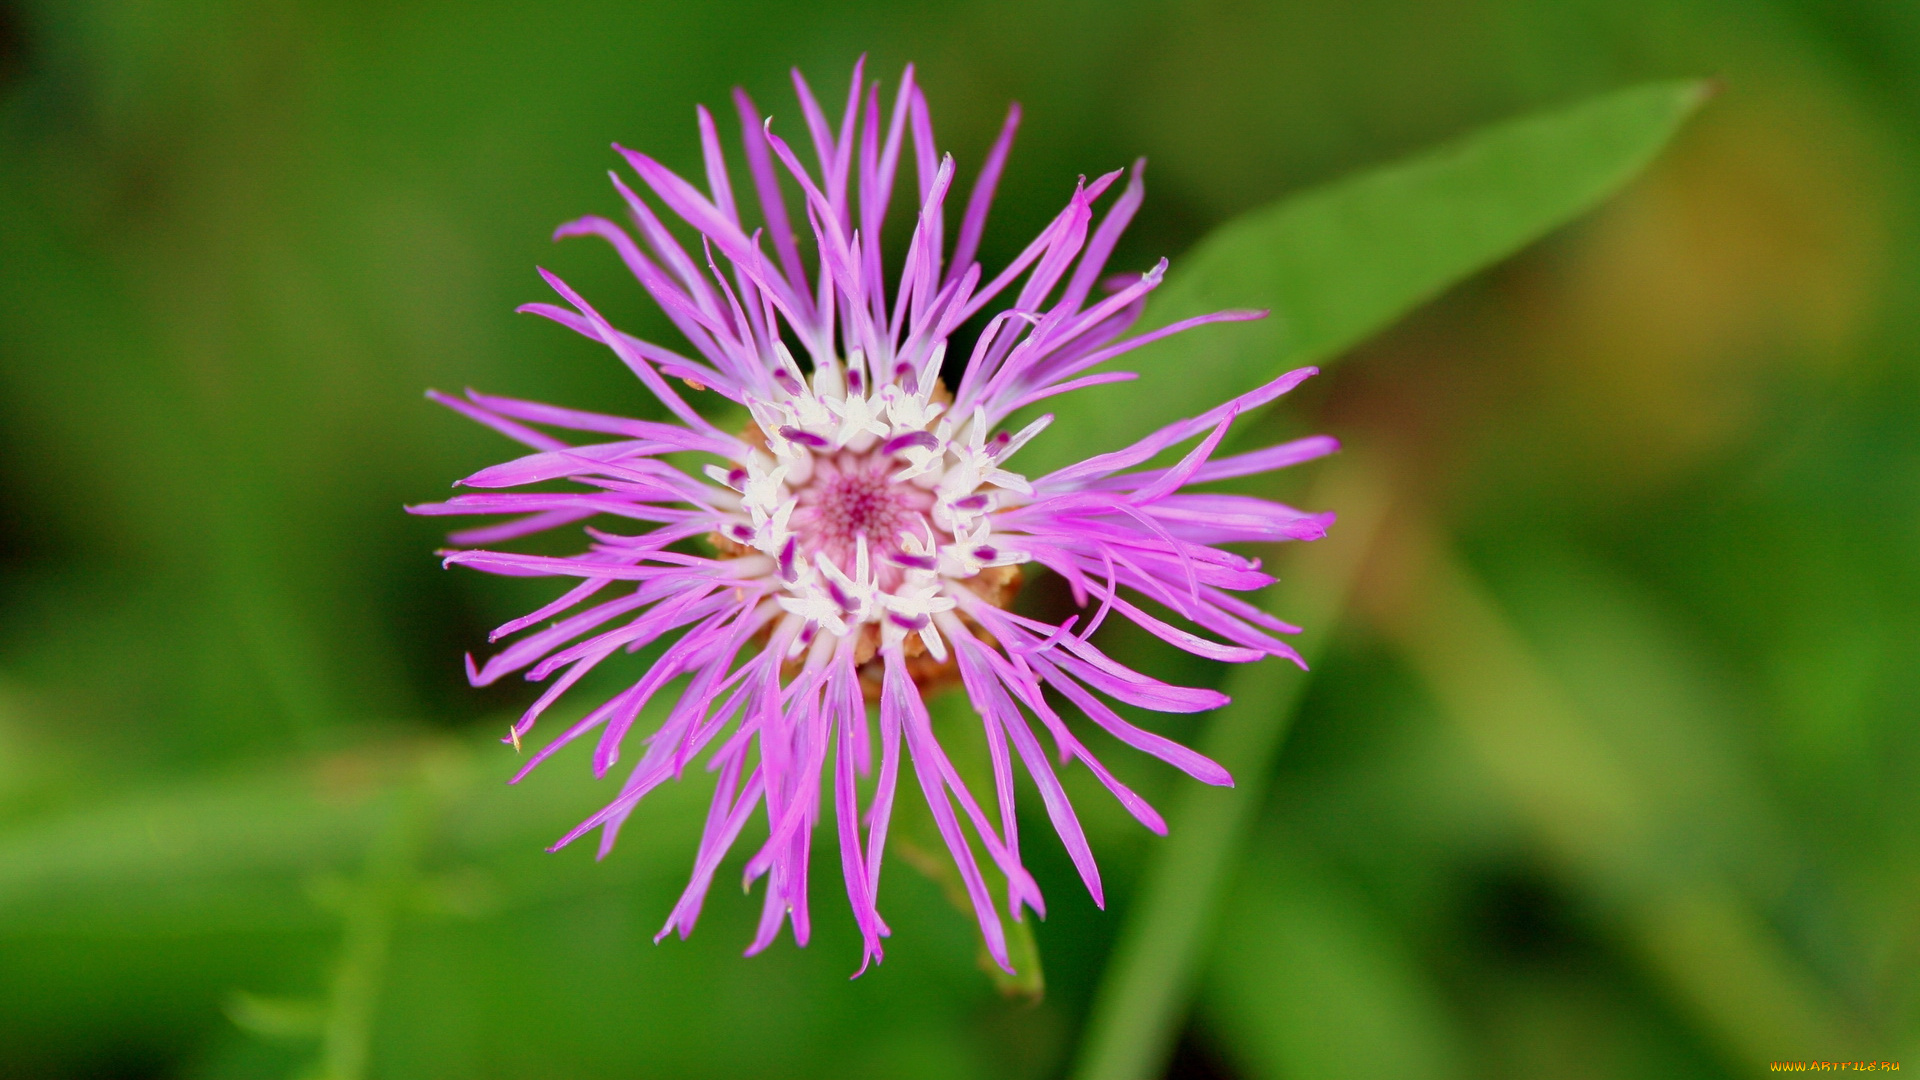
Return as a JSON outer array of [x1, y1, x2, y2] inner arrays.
[[1029, 80, 1711, 474]]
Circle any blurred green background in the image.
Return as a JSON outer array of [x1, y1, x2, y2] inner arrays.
[[2, 0, 1917, 1077]]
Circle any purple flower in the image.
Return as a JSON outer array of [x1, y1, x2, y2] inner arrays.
[[411, 60, 1335, 974]]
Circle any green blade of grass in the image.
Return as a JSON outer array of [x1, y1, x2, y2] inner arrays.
[[1069, 457, 1390, 1080]]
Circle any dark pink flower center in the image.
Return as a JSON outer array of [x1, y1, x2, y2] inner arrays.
[[790, 451, 936, 588]]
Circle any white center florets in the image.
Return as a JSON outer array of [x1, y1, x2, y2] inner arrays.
[[703, 342, 1045, 662]]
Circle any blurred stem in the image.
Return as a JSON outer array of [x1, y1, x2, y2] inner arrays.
[[1070, 456, 1392, 1080], [891, 829, 1046, 999], [1367, 515, 1869, 1063], [314, 776, 428, 1080]]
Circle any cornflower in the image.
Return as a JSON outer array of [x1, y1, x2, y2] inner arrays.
[[411, 59, 1335, 973]]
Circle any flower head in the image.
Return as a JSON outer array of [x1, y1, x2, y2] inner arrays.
[[411, 59, 1336, 974]]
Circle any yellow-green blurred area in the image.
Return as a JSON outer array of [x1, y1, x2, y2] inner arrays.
[[1, 1, 1916, 1078]]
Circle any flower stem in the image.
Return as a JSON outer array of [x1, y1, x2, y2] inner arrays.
[[315, 776, 429, 1080]]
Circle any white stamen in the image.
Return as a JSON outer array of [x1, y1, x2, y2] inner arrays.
[[726, 342, 1034, 648]]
